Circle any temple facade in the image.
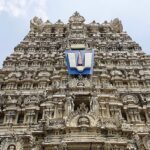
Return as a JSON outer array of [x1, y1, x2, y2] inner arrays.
[[0, 12, 150, 150]]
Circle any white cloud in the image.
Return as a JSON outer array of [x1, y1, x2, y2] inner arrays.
[[0, 0, 48, 19], [34, 0, 48, 20], [0, 0, 6, 11], [7, 0, 27, 17]]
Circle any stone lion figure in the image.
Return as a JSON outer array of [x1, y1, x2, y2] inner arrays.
[[111, 18, 123, 33], [30, 16, 43, 32]]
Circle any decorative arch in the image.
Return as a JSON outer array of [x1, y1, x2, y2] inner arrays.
[[122, 94, 139, 104], [7, 144, 16, 150], [0, 137, 23, 150], [78, 116, 90, 127], [66, 113, 98, 127]]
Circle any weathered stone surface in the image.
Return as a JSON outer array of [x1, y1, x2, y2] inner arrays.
[[0, 12, 149, 150]]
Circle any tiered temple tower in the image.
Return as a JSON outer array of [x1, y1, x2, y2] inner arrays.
[[0, 12, 150, 150]]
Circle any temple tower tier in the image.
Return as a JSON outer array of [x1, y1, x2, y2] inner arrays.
[[0, 12, 150, 150]]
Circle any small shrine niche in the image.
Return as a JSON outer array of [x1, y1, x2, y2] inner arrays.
[[74, 95, 90, 112]]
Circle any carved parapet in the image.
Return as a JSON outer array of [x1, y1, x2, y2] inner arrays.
[[43, 20, 52, 32], [55, 20, 64, 35], [89, 20, 99, 33], [49, 119, 65, 128], [69, 11, 85, 23]]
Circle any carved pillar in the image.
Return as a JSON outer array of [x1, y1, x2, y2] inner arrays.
[[4, 110, 16, 125], [125, 109, 130, 122], [58, 101, 63, 118], [14, 111, 19, 125], [102, 104, 107, 117], [24, 110, 36, 124], [43, 108, 53, 119], [54, 101, 59, 118], [106, 103, 110, 117], [127, 108, 141, 123]]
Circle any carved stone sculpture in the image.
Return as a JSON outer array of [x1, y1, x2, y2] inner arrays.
[[111, 18, 123, 33], [65, 95, 75, 115], [90, 95, 99, 113], [0, 12, 150, 150], [30, 16, 43, 33]]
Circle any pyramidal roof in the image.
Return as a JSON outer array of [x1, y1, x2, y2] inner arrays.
[[0, 12, 150, 150]]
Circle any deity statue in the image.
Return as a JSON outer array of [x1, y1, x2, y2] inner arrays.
[[90, 94, 99, 112], [77, 103, 88, 114], [65, 94, 75, 115]]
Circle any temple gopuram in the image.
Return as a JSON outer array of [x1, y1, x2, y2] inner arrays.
[[0, 12, 150, 150]]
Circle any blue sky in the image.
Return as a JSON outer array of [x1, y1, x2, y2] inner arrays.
[[0, 0, 150, 67]]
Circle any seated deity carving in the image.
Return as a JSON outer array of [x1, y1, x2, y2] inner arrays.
[[77, 103, 88, 114]]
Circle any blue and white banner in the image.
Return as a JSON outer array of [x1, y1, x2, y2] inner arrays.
[[65, 50, 94, 75]]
